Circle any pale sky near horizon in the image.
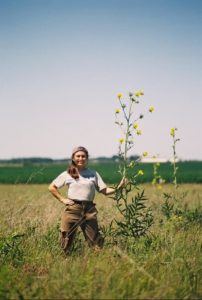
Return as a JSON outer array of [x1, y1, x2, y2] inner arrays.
[[0, 0, 201, 160]]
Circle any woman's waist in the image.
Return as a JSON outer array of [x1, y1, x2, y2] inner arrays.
[[70, 199, 93, 205], [68, 190, 95, 202]]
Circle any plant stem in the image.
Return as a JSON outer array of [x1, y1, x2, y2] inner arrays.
[[172, 136, 178, 188], [123, 100, 133, 178]]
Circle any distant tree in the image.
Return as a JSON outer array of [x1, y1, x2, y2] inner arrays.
[[128, 155, 139, 161], [111, 155, 119, 161]]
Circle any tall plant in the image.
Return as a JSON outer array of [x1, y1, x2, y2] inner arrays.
[[152, 155, 165, 189], [161, 128, 182, 219], [170, 127, 180, 188], [112, 91, 154, 238]]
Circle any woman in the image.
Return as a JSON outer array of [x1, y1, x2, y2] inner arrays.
[[48, 146, 126, 254]]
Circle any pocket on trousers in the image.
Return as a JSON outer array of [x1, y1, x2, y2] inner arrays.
[[85, 206, 98, 220], [64, 203, 80, 212]]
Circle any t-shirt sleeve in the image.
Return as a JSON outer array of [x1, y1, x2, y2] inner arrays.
[[52, 172, 68, 189], [95, 171, 107, 192]]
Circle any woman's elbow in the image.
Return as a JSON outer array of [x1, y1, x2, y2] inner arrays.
[[48, 184, 56, 192], [100, 188, 107, 195]]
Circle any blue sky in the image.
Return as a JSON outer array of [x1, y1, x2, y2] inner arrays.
[[0, 0, 201, 159]]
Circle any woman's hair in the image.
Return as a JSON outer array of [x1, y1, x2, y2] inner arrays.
[[67, 146, 89, 179]]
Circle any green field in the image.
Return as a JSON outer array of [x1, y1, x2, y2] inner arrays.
[[0, 161, 202, 184], [0, 183, 201, 299]]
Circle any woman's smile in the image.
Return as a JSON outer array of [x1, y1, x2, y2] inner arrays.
[[74, 151, 87, 169]]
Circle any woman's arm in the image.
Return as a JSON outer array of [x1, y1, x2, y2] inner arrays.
[[100, 178, 128, 196], [101, 187, 116, 195], [48, 183, 74, 205]]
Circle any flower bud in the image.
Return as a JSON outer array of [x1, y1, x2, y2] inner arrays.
[[136, 130, 142, 135], [119, 138, 124, 144], [137, 170, 144, 176], [170, 127, 176, 137], [149, 106, 154, 113], [117, 93, 123, 99]]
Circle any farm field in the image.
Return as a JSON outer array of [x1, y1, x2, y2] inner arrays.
[[0, 183, 201, 299], [0, 160, 202, 184]]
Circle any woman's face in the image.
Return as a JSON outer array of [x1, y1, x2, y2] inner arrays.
[[73, 151, 88, 169]]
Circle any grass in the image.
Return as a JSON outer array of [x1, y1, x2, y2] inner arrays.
[[0, 161, 202, 184], [0, 183, 202, 299]]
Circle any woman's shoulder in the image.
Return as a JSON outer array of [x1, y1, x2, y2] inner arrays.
[[79, 168, 97, 178], [57, 171, 72, 179], [84, 168, 103, 179], [85, 168, 97, 176]]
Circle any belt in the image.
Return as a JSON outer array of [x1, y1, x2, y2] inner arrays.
[[73, 200, 93, 205]]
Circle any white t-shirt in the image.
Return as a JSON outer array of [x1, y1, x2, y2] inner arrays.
[[52, 168, 107, 202]]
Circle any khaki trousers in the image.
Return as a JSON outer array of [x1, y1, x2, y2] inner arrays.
[[60, 201, 104, 253]]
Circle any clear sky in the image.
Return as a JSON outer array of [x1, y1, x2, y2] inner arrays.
[[0, 0, 201, 160]]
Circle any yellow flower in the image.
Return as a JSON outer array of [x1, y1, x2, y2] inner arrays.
[[136, 130, 142, 135], [128, 161, 135, 168], [115, 109, 121, 114], [171, 215, 183, 222], [133, 123, 138, 129], [135, 91, 141, 97], [117, 93, 123, 99], [119, 138, 124, 144], [135, 90, 144, 97], [149, 106, 154, 113], [143, 151, 148, 157], [170, 127, 176, 137], [138, 170, 144, 176]]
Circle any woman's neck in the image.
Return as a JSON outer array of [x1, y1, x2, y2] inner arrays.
[[77, 166, 87, 172]]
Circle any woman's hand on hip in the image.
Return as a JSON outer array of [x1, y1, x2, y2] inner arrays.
[[61, 198, 75, 205]]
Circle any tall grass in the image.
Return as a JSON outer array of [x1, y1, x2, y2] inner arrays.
[[0, 184, 201, 299]]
